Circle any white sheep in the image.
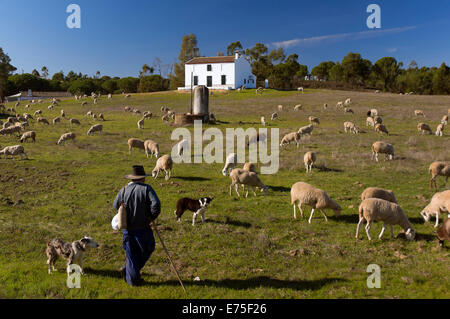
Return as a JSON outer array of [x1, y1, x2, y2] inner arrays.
[[344, 121, 360, 134], [0, 145, 28, 160], [361, 187, 397, 204], [229, 168, 268, 197], [152, 155, 173, 180], [137, 117, 145, 129], [420, 190, 450, 228], [53, 117, 61, 125], [37, 117, 50, 125], [368, 109, 378, 117], [260, 116, 266, 126], [344, 98, 352, 106], [271, 112, 278, 121], [280, 132, 301, 148], [429, 161, 450, 189], [441, 115, 448, 125], [144, 139, 159, 158], [294, 104, 302, 111], [356, 198, 415, 241], [127, 138, 145, 155], [298, 124, 314, 136], [57, 132, 76, 145], [436, 123, 445, 136], [34, 110, 42, 116], [414, 110, 425, 117], [323, 103, 328, 109], [297, 87, 304, 92], [20, 131, 36, 143], [375, 124, 389, 135], [366, 117, 375, 127], [304, 151, 316, 173], [372, 141, 394, 162], [176, 139, 189, 157], [222, 153, 238, 176], [417, 122, 433, 135], [308, 116, 320, 125], [277, 105, 283, 112], [290, 182, 341, 222], [70, 118, 81, 126], [87, 124, 103, 136]]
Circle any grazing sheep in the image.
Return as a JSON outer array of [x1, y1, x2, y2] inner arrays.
[[366, 117, 375, 127], [86, 111, 93, 117], [98, 113, 104, 121], [132, 109, 141, 115], [143, 111, 153, 119], [344, 98, 352, 106], [152, 155, 173, 180], [125, 94, 131, 98], [437, 219, 450, 247], [271, 112, 278, 121], [290, 182, 341, 222], [87, 124, 103, 136], [161, 106, 169, 113], [177, 139, 189, 157], [37, 117, 50, 125], [304, 151, 316, 173], [2, 121, 12, 129], [243, 162, 257, 173], [429, 161, 450, 189], [361, 187, 397, 204], [436, 123, 445, 136], [81, 101, 88, 107], [344, 121, 360, 134], [323, 103, 328, 109], [260, 116, 266, 126], [372, 141, 394, 162], [92, 113, 98, 120], [280, 132, 301, 148], [278, 105, 283, 112], [442, 115, 449, 125], [414, 110, 425, 117], [34, 110, 42, 116], [137, 117, 145, 129], [70, 118, 81, 126], [356, 198, 415, 241], [127, 138, 145, 155], [229, 168, 268, 197], [20, 131, 36, 143], [294, 104, 302, 111], [222, 153, 238, 176], [47, 105, 54, 110], [375, 124, 389, 135], [298, 124, 314, 136], [124, 106, 131, 112], [309, 116, 320, 125], [344, 108, 354, 114], [297, 87, 304, 92], [374, 116, 382, 125], [0, 145, 28, 160], [144, 140, 159, 158], [57, 132, 76, 145], [162, 114, 170, 122], [0, 125, 22, 136], [53, 117, 61, 125], [420, 190, 450, 228], [417, 122, 433, 135], [93, 98, 98, 105], [108, 93, 112, 99], [23, 113, 33, 121]]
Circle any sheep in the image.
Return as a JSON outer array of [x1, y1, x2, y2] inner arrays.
[[294, 104, 302, 111], [243, 162, 257, 173], [419, 190, 450, 228], [229, 168, 268, 197], [436, 123, 445, 136], [297, 87, 304, 92], [60, 110, 66, 119], [290, 182, 341, 222], [374, 116, 382, 125], [375, 90, 380, 93], [93, 98, 98, 105], [176, 139, 189, 157], [81, 101, 88, 107], [260, 116, 266, 126], [20, 131, 36, 143], [304, 151, 316, 173], [366, 117, 375, 127], [87, 124, 103, 136], [356, 198, 415, 241], [309, 116, 320, 125], [98, 113, 104, 121], [344, 108, 354, 114], [344, 98, 352, 106], [298, 124, 314, 136], [361, 187, 397, 204], [437, 219, 450, 247], [144, 140, 159, 158], [161, 106, 169, 113], [372, 141, 394, 162], [323, 103, 328, 109], [47, 105, 54, 110], [222, 153, 238, 176], [7, 117, 19, 124], [247, 132, 267, 146], [143, 111, 153, 119], [152, 155, 173, 180], [0, 125, 21, 137], [0, 145, 28, 160], [108, 93, 112, 99], [34, 110, 42, 116], [125, 94, 131, 98], [53, 117, 61, 125], [161, 114, 170, 122], [137, 117, 145, 129], [280, 132, 301, 148], [277, 105, 283, 112], [429, 161, 450, 189], [14, 122, 25, 131], [375, 124, 389, 135], [86, 111, 93, 117], [344, 121, 360, 134], [417, 122, 433, 135], [23, 113, 33, 121], [442, 115, 449, 125], [127, 138, 145, 155], [70, 118, 81, 126], [271, 112, 278, 121], [124, 106, 131, 112], [57, 132, 76, 145], [2, 122, 13, 129], [37, 117, 50, 125], [367, 109, 378, 117], [414, 110, 425, 117]]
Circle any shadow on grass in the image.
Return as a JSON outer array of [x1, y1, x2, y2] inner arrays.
[[141, 276, 347, 291], [330, 214, 360, 224], [315, 165, 343, 173], [174, 176, 211, 182], [206, 217, 252, 229], [84, 267, 124, 279], [269, 185, 291, 192]]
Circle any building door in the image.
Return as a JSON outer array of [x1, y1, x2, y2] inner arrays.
[[207, 76, 212, 87], [193, 76, 198, 85]]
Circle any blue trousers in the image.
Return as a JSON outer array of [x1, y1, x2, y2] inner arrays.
[[122, 228, 155, 286]]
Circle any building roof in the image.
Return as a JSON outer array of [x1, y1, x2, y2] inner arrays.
[[185, 56, 235, 65]]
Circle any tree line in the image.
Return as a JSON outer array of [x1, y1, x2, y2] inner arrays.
[[1, 35, 449, 100]]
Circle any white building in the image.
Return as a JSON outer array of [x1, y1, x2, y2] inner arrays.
[[179, 51, 256, 90]]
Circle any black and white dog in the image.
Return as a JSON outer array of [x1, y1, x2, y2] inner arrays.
[[45, 236, 99, 275], [174, 197, 213, 225]]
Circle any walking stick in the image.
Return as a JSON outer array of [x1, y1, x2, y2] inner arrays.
[[151, 221, 187, 294]]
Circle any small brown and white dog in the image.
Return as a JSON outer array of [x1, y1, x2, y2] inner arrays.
[[45, 236, 99, 275], [174, 197, 213, 226]]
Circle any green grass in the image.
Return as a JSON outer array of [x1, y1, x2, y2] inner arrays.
[[0, 89, 449, 299]]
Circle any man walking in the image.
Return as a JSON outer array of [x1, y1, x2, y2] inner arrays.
[[113, 165, 161, 286]]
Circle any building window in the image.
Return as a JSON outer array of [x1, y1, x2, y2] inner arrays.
[[244, 79, 247, 84], [221, 75, 226, 85], [193, 76, 198, 85], [207, 76, 212, 87], [207, 64, 212, 71]]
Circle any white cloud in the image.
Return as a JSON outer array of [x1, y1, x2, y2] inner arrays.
[[272, 26, 417, 49], [387, 48, 398, 53]]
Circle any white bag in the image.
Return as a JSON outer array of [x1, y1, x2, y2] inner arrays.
[[111, 213, 120, 230]]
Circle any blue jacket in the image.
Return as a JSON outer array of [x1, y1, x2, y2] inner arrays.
[[113, 182, 161, 230]]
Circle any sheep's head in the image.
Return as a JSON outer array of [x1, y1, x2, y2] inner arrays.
[[222, 169, 228, 177], [405, 228, 415, 240], [152, 169, 158, 178], [420, 210, 431, 222]]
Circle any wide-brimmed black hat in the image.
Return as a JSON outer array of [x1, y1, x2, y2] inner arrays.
[[124, 165, 150, 179]]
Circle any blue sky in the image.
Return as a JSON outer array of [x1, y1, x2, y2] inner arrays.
[[0, 0, 449, 78]]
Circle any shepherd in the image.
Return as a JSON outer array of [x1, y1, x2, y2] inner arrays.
[[113, 165, 161, 286]]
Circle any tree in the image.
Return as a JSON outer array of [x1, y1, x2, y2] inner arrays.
[[245, 43, 268, 64], [407, 60, 418, 70], [170, 33, 200, 89], [0, 48, 17, 100], [227, 41, 243, 56], [152, 57, 163, 76], [68, 78, 98, 95], [329, 63, 344, 81], [217, 52, 224, 56], [268, 54, 299, 89], [117, 77, 139, 93], [296, 64, 309, 78], [432, 63, 450, 95], [371, 57, 402, 90], [52, 71, 65, 82], [95, 70, 101, 79], [268, 48, 286, 64], [341, 53, 371, 84], [32, 69, 40, 77], [139, 64, 154, 78], [41, 66, 49, 79], [311, 61, 335, 80], [101, 79, 118, 93], [138, 75, 169, 93]]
